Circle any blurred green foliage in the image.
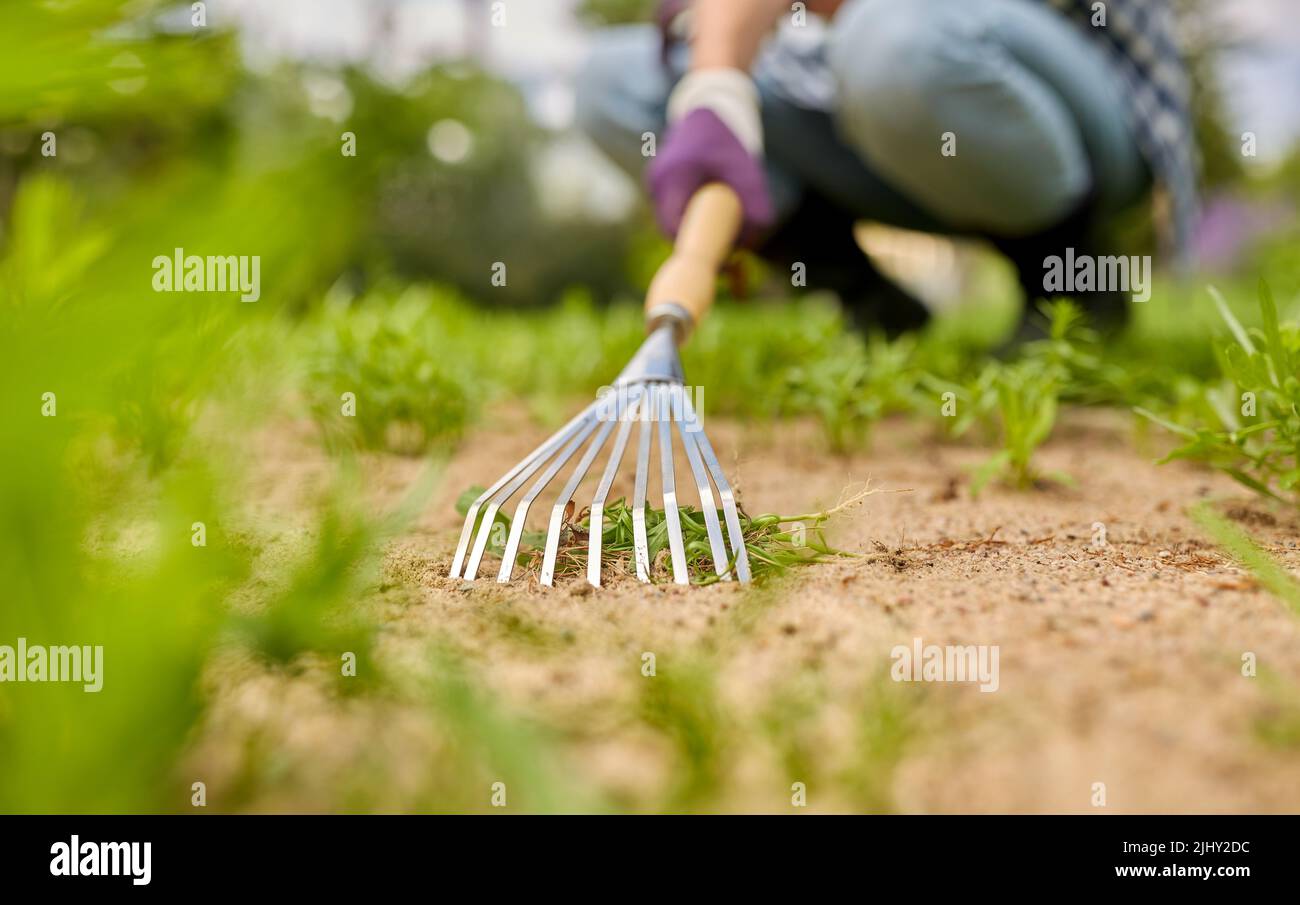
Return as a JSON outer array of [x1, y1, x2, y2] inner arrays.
[[1190, 503, 1300, 615], [0, 1, 642, 313], [0, 0, 410, 812], [1139, 282, 1300, 503], [576, 0, 658, 25], [298, 274, 1297, 505], [305, 288, 477, 454], [638, 655, 729, 811]]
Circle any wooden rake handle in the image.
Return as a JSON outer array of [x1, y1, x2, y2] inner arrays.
[[644, 182, 743, 339]]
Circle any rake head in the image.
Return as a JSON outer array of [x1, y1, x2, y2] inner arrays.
[[448, 319, 751, 587], [450, 183, 751, 588]]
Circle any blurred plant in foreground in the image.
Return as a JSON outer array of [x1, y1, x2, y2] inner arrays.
[[1139, 281, 1300, 505]]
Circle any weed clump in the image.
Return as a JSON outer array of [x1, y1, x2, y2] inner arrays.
[[455, 485, 876, 585]]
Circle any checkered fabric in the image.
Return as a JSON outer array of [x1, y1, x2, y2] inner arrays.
[[1043, 0, 1199, 262], [756, 0, 1199, 261]]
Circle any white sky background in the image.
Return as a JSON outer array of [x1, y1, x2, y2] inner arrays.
[[216, 0, 588, 125], [214, 0, 631, 218], [210, 0, 1300, 181], [1214, 0, 1300, 164], [215, 0, 1298, 137]]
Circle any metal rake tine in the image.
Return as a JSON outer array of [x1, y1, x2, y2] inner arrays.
[[676, 403, 729, 580], [683, 393, 751, 583], [631, 385, 654, 582], [539, 416, 616, 586], [588, 391, 641, 588], [462, 403, 598, 579], [658, 387, 689, 585], [497, 415, 600, 583], [452, 399, 600, 579], [463, 405, 600, 581]]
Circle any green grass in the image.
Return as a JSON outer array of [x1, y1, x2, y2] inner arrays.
[[637, 655, 730, 812], [758, 671, 829, 795], [305, 288, 477, 455], [1253, 670, 1300, 750], [842, 674, 931, 814], [420, 641, 603, 813], [310, 275, 1289, 500], [1139, 281, 1300, 506], [1189, 502, 1300, 616]]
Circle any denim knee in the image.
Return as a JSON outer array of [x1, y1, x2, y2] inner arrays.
[[573, 25, 669, 176], [828, 0, 1092, 234]]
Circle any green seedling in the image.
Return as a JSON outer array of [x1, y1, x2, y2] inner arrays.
[[969, 302, 1099, 494], [971, 361, 1063, 493], [305, 290, 476, 455], [781, 332, 924, 452], [1138, 281, 1300, 505]]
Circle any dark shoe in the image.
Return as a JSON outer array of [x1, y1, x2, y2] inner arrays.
[[991, 195, 1130, 347], [757, 192, 931, 338], [840, 269, 932, 337], [990, 309, 1051, 360]]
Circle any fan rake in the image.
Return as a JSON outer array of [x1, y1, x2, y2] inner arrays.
[[449, 184, 752, 587]]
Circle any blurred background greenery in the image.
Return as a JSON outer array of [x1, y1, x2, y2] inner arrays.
[[1, 0, 1298, 813]]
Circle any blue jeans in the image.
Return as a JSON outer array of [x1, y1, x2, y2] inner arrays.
[[574, 0, 1149, 238]]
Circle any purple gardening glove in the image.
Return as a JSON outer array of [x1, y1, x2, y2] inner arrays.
[[646, 107, 775, 247]]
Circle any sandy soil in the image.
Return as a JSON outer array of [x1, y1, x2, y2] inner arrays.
[[187, 406, 1300, 813]]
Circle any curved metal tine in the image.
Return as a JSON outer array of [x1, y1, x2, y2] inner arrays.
[[658, 387, 689, 585], [682, 393, 751, 583], [631, 384, 654, 583], [676, 404, 729, 580], [452, 399, 600, 579], [497, 416, 600, 583], [463, 405, 600, 581], [588, 391, 641, 588], [539, 416, 617, 586]]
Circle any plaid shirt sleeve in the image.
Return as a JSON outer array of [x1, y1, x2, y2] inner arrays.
[[756, 0, 1201, 264], [1044, 0, 1200, 266]]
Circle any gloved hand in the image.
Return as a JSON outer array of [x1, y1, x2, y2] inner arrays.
[[646, 68, 775, 247]]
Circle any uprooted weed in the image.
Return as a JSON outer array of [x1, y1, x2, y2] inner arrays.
[[455, 484, 879, 585]]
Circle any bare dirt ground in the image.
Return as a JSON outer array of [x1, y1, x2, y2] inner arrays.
[[188, 406, 1300, 813]]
